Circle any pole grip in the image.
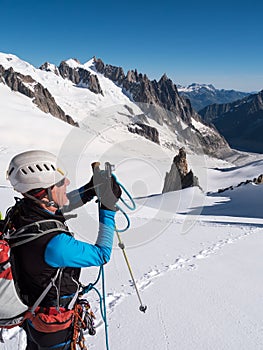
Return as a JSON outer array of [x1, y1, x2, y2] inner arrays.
[[91, 162, 101, 173]]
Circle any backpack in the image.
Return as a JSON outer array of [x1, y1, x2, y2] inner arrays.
[[0, 238, 28, 328], [0, 212, 68, 330]]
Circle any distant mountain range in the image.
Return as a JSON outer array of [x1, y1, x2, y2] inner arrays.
[[199, 91, 263, 153], [1, 53, 262, 155], [0, 53, 232, 159], [177, 83, 251, 111]]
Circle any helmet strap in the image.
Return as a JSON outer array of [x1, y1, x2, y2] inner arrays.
[[46, 187, 59, 209], [24, 187, 59, 210]]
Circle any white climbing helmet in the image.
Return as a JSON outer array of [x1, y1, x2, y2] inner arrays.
[[7, 150, 67, 193]]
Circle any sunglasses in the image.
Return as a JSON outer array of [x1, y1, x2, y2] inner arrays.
[[55, 178, 66, 187]]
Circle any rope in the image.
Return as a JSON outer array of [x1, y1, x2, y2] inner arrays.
[[80, 167, 146, 350], [101, 266, 110, 350], [80, 266, 109, 350], [113, 175, 136, 233]]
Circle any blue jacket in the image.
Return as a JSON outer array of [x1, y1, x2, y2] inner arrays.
[[10, 185, 115, 306], [45, 208, 115, 268]]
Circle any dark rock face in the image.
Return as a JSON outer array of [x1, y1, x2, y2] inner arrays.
[[57, 61, 80, 83], [128, 122, 160, 144], [199, 91, 263, 153], [39, 62, 60, 76], [94, 59, 125, 83], [0, 64, 78, 126], [198, 103, 233, 124], [162, 148, 200, 193], [1, 66, 35, 98], [33, 84, 77, 125], [49, 61, 104, 95], [94, 58, 193, 124]]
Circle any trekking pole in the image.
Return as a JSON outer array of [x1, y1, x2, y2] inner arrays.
[[104, 162, 147, 313], [115, 230, 147, 312]]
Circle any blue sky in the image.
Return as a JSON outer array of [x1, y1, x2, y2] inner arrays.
[[0, 0, 262, 92]]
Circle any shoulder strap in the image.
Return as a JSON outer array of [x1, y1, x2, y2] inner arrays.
[[29, 268, 63, 315], [7, 219, 72, 248]]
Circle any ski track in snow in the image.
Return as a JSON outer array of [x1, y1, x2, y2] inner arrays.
[[105, 225, 256, 316]]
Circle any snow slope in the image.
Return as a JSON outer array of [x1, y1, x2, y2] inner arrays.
[[1, 54, 263, 350]]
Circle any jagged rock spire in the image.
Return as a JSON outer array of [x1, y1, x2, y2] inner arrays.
[[162, 147, 200, 193]]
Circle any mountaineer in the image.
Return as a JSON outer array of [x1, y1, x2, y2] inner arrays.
[[4, 149, 121, 349]]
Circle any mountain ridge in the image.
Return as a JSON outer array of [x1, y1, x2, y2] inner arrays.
[[178, 83, 251, 111], [0, 52, 232, 158]]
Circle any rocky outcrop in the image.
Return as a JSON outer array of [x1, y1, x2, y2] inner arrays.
[[162, 148, 200, 193], [128, 122, 160, 144], [33, 84, 77, 125], [240, 173, 263, 186], [41, 60, 103, 95], [0, 65, 78, 126], [0, 65, 35, 98], [217, 173, 263, 194], [254, 174, 263, 184], [94, 59, 125, 83]]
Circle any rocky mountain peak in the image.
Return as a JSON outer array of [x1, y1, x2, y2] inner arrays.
[[93, 57, 125, 84], [188, 83, 216, 91], [93, 57, 231, 157], [159, 73, 169, 82], [94, 58, 194, 123], [39, 59, 104, 95], [39, 62, 60, 76], [178, 83, 250, 111]]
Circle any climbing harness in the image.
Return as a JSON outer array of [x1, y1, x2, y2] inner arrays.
[[71, 300, 96, 350]]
